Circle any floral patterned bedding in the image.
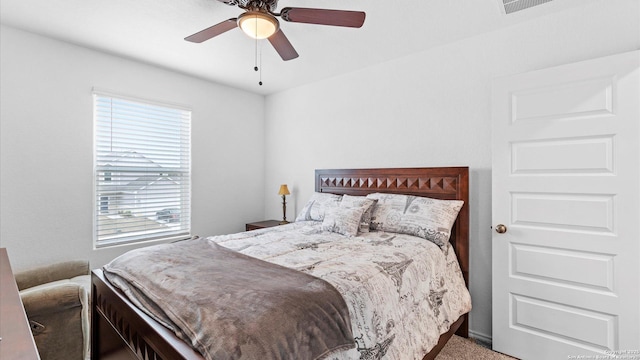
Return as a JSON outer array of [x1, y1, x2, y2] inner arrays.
[[208, 221, 472, 360]]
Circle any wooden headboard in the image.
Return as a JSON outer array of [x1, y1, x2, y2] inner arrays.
[[315, 167, 470, 336]]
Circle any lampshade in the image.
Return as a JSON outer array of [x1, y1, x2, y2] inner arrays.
[[237, 11, 279, 40], [278, 184, 290, 196]]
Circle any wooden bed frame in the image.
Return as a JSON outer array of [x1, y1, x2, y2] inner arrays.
[[91, 167, 470, 360]]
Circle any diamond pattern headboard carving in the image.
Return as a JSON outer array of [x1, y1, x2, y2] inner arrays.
[[315, 167, 466, 198], [318, 175, 459, 194]]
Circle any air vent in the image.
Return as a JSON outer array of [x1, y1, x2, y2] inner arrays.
[[500, 0, 554, 14]]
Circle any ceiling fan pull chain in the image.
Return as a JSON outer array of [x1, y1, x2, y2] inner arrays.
[[251, 17, 262, 86], [259, 42, 263, 86], [254, 19, 259, 72]]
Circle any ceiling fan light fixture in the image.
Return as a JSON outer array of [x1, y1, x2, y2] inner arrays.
[[238, 11, 279, 39]]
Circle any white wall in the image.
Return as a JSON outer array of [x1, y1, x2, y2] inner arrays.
[[1, 0, 638, 346], [0, 25, 266, 271], [263, 0, 640, 342]]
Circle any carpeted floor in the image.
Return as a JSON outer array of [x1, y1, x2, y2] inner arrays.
[[436, 335, 517, 360]]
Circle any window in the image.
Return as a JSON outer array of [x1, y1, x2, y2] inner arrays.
[[93, 90, 191, 248]]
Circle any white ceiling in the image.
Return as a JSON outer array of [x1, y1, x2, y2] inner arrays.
[[0, 0, 595, 95]]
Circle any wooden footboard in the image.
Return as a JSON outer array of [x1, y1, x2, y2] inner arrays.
[[91, 269, 201, 359]]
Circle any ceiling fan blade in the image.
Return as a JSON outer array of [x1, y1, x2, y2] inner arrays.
[[268, 29, 299, 61], [185, 18, 238, 43], [280, 7, 365, 28]]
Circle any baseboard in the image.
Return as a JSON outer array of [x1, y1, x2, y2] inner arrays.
[[469, 330, 492, 349]]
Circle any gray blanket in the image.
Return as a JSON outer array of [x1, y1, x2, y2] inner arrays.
[[103, 238, 355, 360]]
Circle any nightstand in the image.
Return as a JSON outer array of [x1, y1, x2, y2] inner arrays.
[[245, 220, 285, 231]]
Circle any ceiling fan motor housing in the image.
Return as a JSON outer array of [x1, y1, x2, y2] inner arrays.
[[221, 0, 279, 13]]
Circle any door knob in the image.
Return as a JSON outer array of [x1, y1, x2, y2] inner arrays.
[[495, 224, 507, 234]]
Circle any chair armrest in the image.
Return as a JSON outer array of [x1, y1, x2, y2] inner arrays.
[[20, 283, 84, 317], [15, 260, 89, 290]]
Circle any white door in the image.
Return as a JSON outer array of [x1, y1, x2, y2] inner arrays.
[[492, 51, 639, 359]]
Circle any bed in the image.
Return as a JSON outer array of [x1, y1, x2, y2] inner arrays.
[[91, 167, 471, 360]]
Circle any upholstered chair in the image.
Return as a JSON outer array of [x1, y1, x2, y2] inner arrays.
[[15, 260, 91, 360]]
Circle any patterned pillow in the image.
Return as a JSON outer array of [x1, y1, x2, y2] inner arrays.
[[321, 206, 365, 237], [295, 192, 343, 222], [366, 193, 464, 248], [340, 195, 377, 233]]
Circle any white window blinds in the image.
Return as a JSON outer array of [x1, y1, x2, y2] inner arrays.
[[93, 91, 191, 247]]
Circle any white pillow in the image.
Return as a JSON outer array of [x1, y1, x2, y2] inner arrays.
[[340, 194, 377, 233], [295, 192, 343, 222], [321, 206, 365, 237], [366, 193, 464, 248]]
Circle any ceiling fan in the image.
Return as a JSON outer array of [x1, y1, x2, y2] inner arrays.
[[185, 0, 366, 61]]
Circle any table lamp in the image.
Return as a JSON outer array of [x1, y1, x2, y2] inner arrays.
[[278, 184, 290, 224]]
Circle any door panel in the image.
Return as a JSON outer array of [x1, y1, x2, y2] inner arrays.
[[510, 136, 614, 174], [492, 51, 639, 359], [510, 243, 615, 291]]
